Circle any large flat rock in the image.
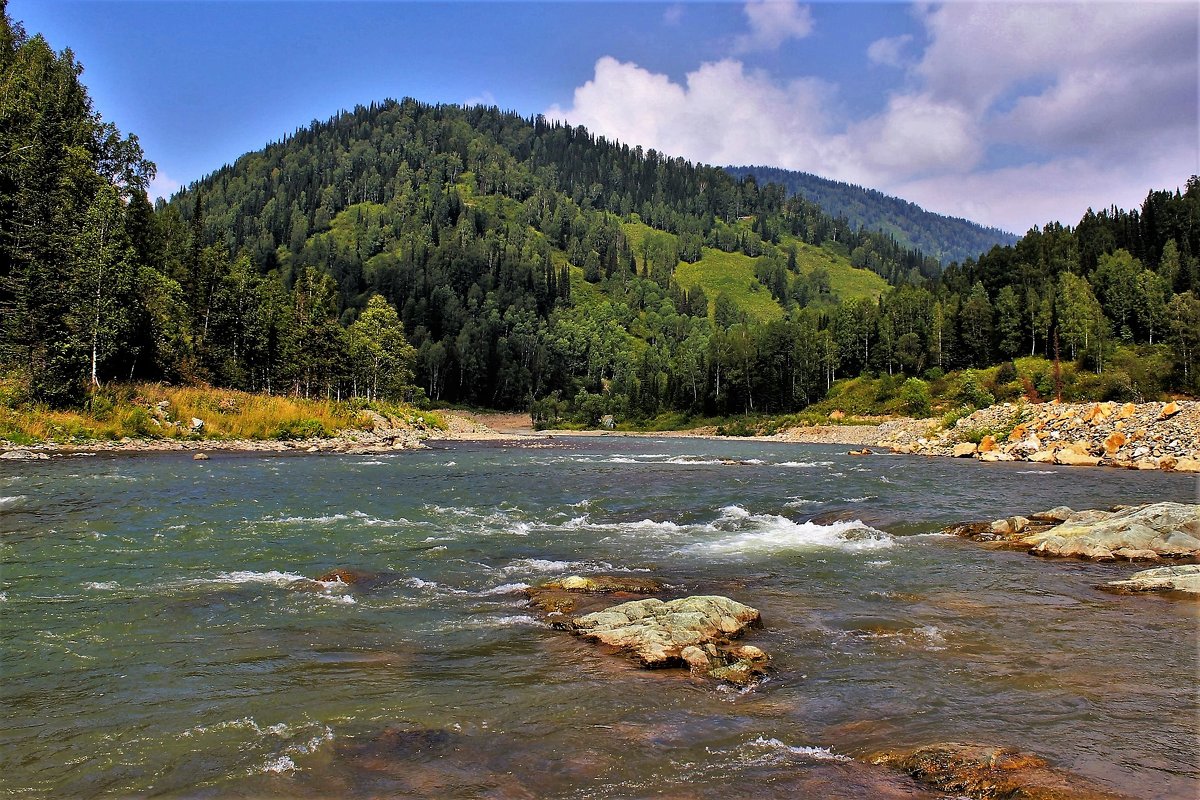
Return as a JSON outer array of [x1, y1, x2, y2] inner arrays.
[[1021, 502, 1200, 560], [1101, 564, 1200, 597], [568, 595, 761, 667]]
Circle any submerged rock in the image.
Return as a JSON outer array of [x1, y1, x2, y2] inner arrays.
[[568, 595, 761, 667], [872, 742, 1131, 800], [1101, 564, 1200, 597]]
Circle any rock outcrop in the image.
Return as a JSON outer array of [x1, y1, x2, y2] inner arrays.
[[872, 742, 1130, 800], [567, 595, 767, 684], [526, 577, 769, 685], [1101, 564, 1200, 597], [945, 502, 1200, 561]]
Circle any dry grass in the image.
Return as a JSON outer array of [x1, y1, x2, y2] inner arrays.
[[0, 382, 438, 444]]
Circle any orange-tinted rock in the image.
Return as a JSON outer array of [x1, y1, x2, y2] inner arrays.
[[829, 409, 846, 420], [872, 742, 1131, 800], [1103, 432, 1127, 454], [1159, 400, 1180, 418], [317, 567, 376, 584], [977, 435, 997, 453], [1117, 402, 1136, 419]]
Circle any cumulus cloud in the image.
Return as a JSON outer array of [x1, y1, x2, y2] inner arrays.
[[866, 34, 912, 68], [545, 57, 855, 176], [734, 0, 814, 53], [547, 2, 1198, 233], [148, 170, 181, 202]]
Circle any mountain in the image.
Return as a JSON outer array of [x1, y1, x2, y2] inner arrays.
[[151, 98, 937, 412], [6, 0, 1197, 422], [724, 165, 1018, 266]]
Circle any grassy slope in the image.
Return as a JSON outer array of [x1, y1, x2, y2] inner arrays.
[[780, 235, 889, 305], [622, 221, 784, 324]]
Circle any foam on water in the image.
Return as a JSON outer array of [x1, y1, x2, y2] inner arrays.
[[741, 736, 850, 763], [692, 505, 894, 555], [83, 581, 119, 590], [0, 494, 26, 508], [270, 513, 351, 525], [501, 558, 578, 574], [160, 570, 309, 591], [481, 582, 530, 595], [779, 461, 833, 468]]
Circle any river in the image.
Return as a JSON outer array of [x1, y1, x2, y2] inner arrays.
[[1, 437, 1196, 798]]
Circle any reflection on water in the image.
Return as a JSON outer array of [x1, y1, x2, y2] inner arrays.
[[1, 439, 1196, 798]]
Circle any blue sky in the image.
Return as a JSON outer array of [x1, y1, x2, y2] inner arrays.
[[13, 1, 1198, 234]]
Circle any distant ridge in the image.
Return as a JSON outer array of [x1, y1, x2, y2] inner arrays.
[[724, 165, 1018, 265]]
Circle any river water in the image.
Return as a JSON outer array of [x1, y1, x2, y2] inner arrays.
[[1, 437, 1197, 798]]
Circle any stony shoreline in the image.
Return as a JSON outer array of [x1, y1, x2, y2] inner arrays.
[[2, 402, 1197, 473]]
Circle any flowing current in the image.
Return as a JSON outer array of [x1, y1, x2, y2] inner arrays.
[[1, 438, 1196, 798]]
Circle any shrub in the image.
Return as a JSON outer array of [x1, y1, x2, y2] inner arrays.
[[899, 377, 932, 417]]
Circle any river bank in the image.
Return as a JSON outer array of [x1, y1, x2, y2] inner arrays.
[[3, 401, 1197, 474]]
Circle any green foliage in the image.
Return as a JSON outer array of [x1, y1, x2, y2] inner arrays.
[[272, 418, 329, 440], [954, 369, 996, 409], [898, 377, 932, 417]]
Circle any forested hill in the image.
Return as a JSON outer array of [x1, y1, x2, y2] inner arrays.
[[725, 165, 1018, 265], [4, 0, 1199, 424]]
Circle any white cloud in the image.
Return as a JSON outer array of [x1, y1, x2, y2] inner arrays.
[[866, 34, 912, 68], [893, 143, 1196, 236], [148, 170, 181, 202], [546, 3, 1198, 233], [465, 90, 497, 108], [545, 57, 854, 176], [734, 0, 814, 53]]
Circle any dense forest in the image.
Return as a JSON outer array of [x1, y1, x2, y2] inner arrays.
[[2, 6, 1198, 427], [725, 165, 1019, 266]]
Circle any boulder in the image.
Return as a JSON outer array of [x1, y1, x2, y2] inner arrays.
[[1159, 400, 1180, 418], [872, 742, 1130, 800], [1030, 506, 1074, 523], [951, 443, 978, 458], [1101, 564, 1200, 597], [977, 435, 997, 453], [1021, 503, 1200, 560], [568, 595, 761, 667], [193, 452, 210, 460], [990, 516, 1031, 536], [1054, 450, 1100, 467], [1117, 402, 1136, 419], [1102, 431, 1126, 454], [1028, 449, 1055, 463], [978, 451, 1015, 462], [1174, 457, 1200, 473]]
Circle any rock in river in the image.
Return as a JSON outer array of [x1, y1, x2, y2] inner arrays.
[[1101, 564, 1200, 597], [872, 742, 1131, 800], [568, 595, 761, 667], [946, 502, 1200, 561], [1021, 502, 1200, 560]]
